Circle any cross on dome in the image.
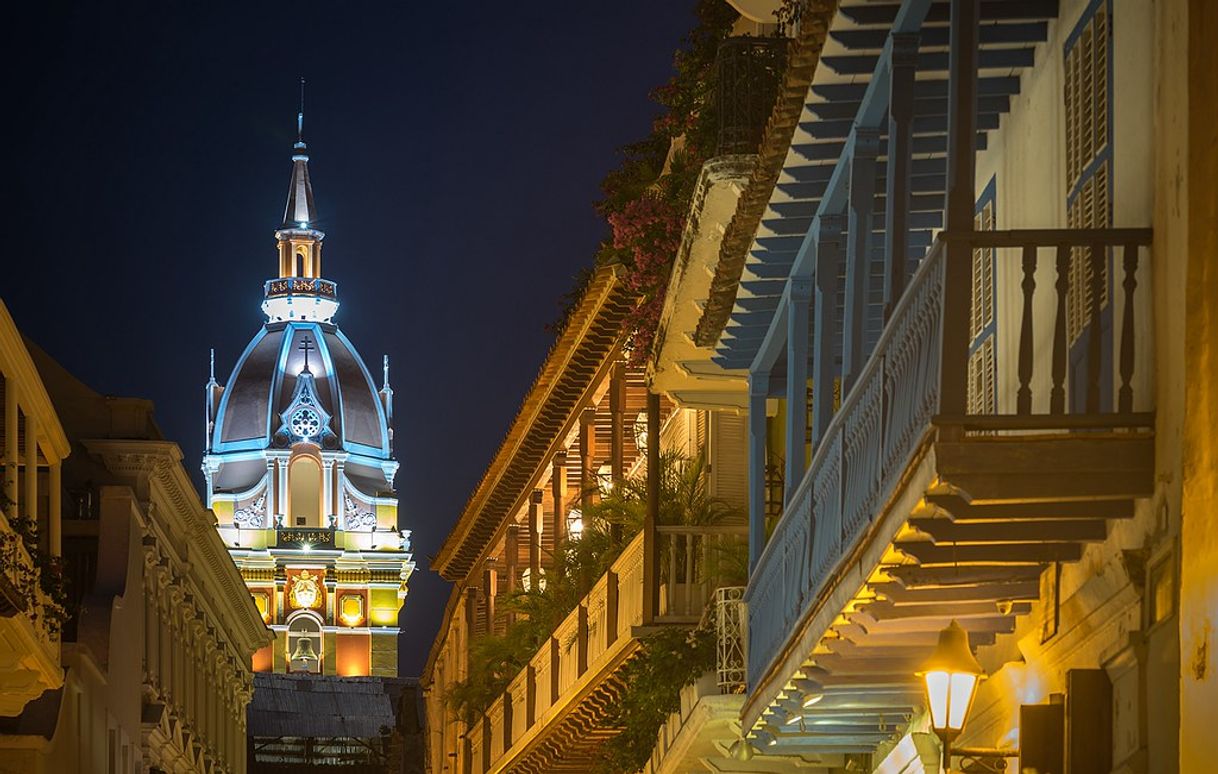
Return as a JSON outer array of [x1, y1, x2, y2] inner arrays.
[[299, 335, 316, 373]]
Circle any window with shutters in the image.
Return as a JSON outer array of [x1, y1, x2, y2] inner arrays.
[[967, 181, 998, 415], [1064, 0, 1112, 346]]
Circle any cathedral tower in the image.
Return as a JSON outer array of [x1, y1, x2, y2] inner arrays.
[[202, 105, 413, 677]]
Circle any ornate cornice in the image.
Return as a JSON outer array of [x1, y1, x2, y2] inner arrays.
[[85, 439, 275, 657]]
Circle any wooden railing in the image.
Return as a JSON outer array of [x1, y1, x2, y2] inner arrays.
[[745, 228, 1154, 686], [467, 533, 645, 774], [465, 520, 746, 772], [655, 525, 748, 623]]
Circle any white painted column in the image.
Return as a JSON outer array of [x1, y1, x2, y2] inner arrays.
[[3, 380, 17, 513], [322, 457, 335, 527], [48, 460, 61, 557], [277, 459, 289, 525], [265, 459, 277, 520], [23, 411, 37, 524]]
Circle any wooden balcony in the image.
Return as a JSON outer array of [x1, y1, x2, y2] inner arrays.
[[465, 521, 746, 773], [743, 227, 1154, 752], [0, 505, 61, 715]]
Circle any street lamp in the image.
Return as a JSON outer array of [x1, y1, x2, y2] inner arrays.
[[919, 620, 985, 771]]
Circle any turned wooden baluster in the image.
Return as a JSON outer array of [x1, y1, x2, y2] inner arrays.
[[1051, 244, 1070, 414], [1119, 243, 1139, 413], [1086, 242, 1105, 413], [1017, 243, 1037, 414]]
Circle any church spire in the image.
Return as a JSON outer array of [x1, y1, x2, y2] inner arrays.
[[265, 82, 338, 324], [282, 77, 317, 230]]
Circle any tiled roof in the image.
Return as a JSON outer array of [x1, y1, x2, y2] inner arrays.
[[247, 673, 413, 739]]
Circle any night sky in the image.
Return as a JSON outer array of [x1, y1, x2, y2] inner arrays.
[[5, 2, 697, 674]]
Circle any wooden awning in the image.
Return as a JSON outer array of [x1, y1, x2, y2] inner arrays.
[[433, 263, 636, 581]]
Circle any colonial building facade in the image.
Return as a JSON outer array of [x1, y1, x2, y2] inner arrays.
[[0, 301, 273, 774], [675, 0, 1215, 770], [422, 256, 756, 772], [202, 116, 415, 679], [429, 0, 1216, 770]]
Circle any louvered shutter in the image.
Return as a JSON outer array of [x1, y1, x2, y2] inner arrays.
[[1064, 3, 1112, 346], [967, 198, 998, 414], [709, 412, 749, 511]]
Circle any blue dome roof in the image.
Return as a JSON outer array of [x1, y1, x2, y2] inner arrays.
[[212, 321, 390, 459]]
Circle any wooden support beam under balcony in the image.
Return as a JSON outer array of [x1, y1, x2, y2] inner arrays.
[[920, 494, 1135, 521]]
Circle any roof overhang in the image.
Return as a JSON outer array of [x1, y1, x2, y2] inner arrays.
[[697, 0, 1059, 371], [650, 155, 755, 409], [432, 263, 634, 581]]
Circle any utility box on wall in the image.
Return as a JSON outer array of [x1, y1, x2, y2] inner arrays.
[[1021, 702, 1065, 774], [1068, 668, 1113, 774]]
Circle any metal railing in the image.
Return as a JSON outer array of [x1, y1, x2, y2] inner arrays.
[[263, 277, 338, 299], [745, 228, 1154, 686], [715, 36, 787, 155]]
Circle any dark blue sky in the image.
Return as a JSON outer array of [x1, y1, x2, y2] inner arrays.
[[5, 2, 697, 673]]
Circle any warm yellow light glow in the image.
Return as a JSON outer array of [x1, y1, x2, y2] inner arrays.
[[597, 462, 614, 493], [339, 594, 364, 627], [923, 670, 979, 731], [289, 570, 322, 609], [919, 621, 984, 735], [925, 671, 950, 729], [252, 591, 271, 623], [368, 606, 399, 627], [567, 508, 584, 539], [948, 672, 977, 729]]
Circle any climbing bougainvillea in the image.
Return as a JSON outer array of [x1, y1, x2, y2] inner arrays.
[[545, 1, 738, 347], [606, 193, 686, 361], [586, 0, 737, 363]]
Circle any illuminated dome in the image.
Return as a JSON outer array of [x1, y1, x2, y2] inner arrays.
[[203, 106, 396, 498], [211, 323, 392, 466], [200, 93, 412, 682]]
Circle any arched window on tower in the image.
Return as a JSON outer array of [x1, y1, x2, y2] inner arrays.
[[295, 250, 306, 277], [289, 455, 322, 527], [287, 611, 323, 674]]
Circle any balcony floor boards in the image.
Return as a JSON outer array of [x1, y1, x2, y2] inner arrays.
[[754, 421, 1155, 755]]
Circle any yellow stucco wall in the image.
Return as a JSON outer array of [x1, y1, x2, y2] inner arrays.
[[376, 502, 397, 530], [371, 631, 398, 677], [368, 587, 401, 627], [1179, 0, 1218, 768]]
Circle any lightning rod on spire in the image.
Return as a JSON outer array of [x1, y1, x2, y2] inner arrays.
[[297, 77, 306, 143]]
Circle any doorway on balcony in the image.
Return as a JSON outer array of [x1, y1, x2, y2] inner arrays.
[[1064, 0, 1114, 413]]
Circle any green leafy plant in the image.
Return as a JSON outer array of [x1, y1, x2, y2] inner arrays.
[[447, 450, 740, 724], [1, 493, 69, 637], [595, 623, 717, 773]]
